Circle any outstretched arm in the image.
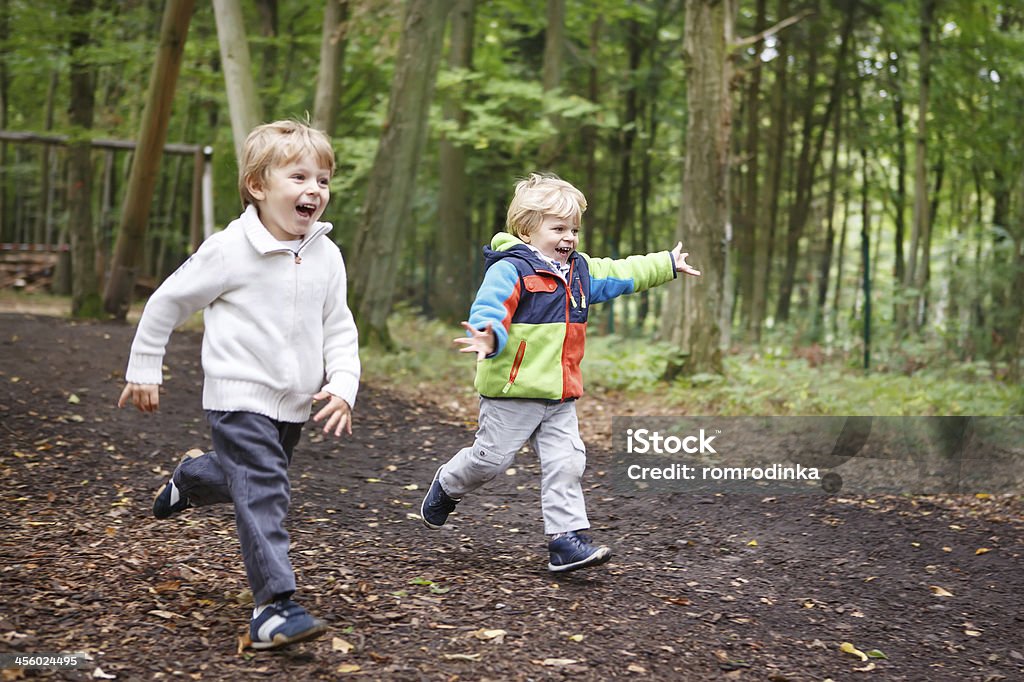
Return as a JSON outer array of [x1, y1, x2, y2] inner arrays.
[[671, 242, 702, 277]]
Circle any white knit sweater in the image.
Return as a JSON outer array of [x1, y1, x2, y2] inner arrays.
[[125, 205, 360, 422]]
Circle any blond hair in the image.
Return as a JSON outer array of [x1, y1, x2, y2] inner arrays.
[[238, 120, 336, 207], [505, 173, 587, 239]]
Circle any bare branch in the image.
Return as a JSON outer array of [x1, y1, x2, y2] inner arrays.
[[733, 9, 814, 50]]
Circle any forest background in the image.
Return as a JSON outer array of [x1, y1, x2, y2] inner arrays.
[[0, 0, 1022, 418]]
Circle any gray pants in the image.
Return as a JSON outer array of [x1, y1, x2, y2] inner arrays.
[[173, 410, 302, 606], [440, 398, 589, 535]]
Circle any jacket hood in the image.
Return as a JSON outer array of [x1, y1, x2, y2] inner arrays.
[[482, 232, 544, 271]]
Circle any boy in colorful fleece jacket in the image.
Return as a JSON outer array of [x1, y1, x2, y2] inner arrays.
[[420, 172, 701, 572]]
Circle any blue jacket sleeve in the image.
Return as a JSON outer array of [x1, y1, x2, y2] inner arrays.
[[466, 259, 520, 358]]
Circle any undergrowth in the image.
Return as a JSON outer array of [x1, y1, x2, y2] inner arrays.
[[365, 310, 1022, 417]]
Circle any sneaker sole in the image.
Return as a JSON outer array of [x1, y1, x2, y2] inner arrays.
[[250, 620, 327, 650], [548, 546, 613, 573]]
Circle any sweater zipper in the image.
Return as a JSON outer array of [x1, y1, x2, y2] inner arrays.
[[501, 340, 527, 394]]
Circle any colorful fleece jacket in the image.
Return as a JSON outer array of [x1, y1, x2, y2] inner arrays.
[[469, 233, 677, 401]]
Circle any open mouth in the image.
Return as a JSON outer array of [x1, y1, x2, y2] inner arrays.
[[555, 246, 572, 256], [296, 203, 317, 219]]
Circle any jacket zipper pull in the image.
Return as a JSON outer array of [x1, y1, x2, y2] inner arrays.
[[570, 292, 578, 308], [294, 252, 302, 264], [501, 381, 513, 394]]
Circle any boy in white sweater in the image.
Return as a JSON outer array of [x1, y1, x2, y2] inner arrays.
[[118, 120, 359, 650]]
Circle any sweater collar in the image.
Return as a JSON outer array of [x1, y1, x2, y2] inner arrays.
[[239, 204, 333, 255]]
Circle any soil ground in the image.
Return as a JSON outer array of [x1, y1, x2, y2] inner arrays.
[[1, 313, 1022, 681]]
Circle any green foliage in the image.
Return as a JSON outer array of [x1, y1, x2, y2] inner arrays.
[[365, 312, 1020, 417]]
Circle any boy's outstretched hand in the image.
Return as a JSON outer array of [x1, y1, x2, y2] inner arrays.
[[118, 382, 160, 413], [312, 392, 353, 437], [671, 242, 702, 277], [454, 321, 495, 361]]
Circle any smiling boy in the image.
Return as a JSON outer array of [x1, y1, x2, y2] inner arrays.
[[118, 120, 359, 649], [420, 172, 700, 572]]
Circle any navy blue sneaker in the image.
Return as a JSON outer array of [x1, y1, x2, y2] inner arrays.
[[250, 599, 326, 650], [152, 449, 204, 519], [420, 466, 460, 529], [548, 531, 612, 572], [152, 479, 191, 519]]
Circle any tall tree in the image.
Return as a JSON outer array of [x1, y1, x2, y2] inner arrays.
[[775, 1, 852, 323], [103, 0, 195, 319], [751, 0, 791, 341], [906, 0, 935, 330], [662, 0, 735, 376], [67, 0, 100, 317], [349, 0, 454, 347], [212, 0, 263, 161], [737, 0, 767, 335], [537, 0, 565, 166], [431, 0, 475, 323], [312, 0, 349, 135]]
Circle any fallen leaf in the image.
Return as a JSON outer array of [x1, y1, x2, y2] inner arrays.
[[866, 649, 888, 659], [535, 658, 579, 667], [840, 642, 869, 661], [473, 628, 507, 642], [336, 663, 361, 673], [568, 634, 584, 642], [441, 653, 481, 661], [92, 668, 116, 679], [68, 393, 80, 404], [854, 662, 876, 672], [628, 663, 647, 673], [975, 547, 991, 555], [237, 633, 252, 654], [929, 586, 954, 597], [747, 539, 758, 547], [402, 483, 419, 491], [148, 609, 182, 619], [332, 637, 354, 653], [964, 630, 982, 637]]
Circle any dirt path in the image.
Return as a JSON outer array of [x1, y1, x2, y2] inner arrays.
[[1, 314, 1022, 681]]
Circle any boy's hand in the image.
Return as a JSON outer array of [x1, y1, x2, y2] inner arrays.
[[312, 392, 353, 437], [454, 321, 495, 361], [671, 242, 702, 277], [118, 382, 160, 413]]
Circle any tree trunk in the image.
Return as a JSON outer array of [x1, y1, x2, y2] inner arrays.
[[888, 49, 909, 333], [812, 90, 844, 340], [213, 0, 263, 161], [0, 0, 8, 242], [751, 0, 789, 341], [431, 0, 475, 324], [254, 0, 278, 93], [537, 0, 565, 166], [580, 16, 602, 247], [855, 85, 871, 370], [907, 0, 935, 330], [662, 0, 734, 377], [67, 0, 101, 318], [917, 153, 944, 328], [103, 0, 195, 319], [775, 1, 852, 323], [737, 0, 766, 335], [349, 0, 454, 348], [312, 0, 349, 135]]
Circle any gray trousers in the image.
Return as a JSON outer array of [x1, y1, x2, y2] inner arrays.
[[439, 397, 590, 535], [173, 410, 302, 606]]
